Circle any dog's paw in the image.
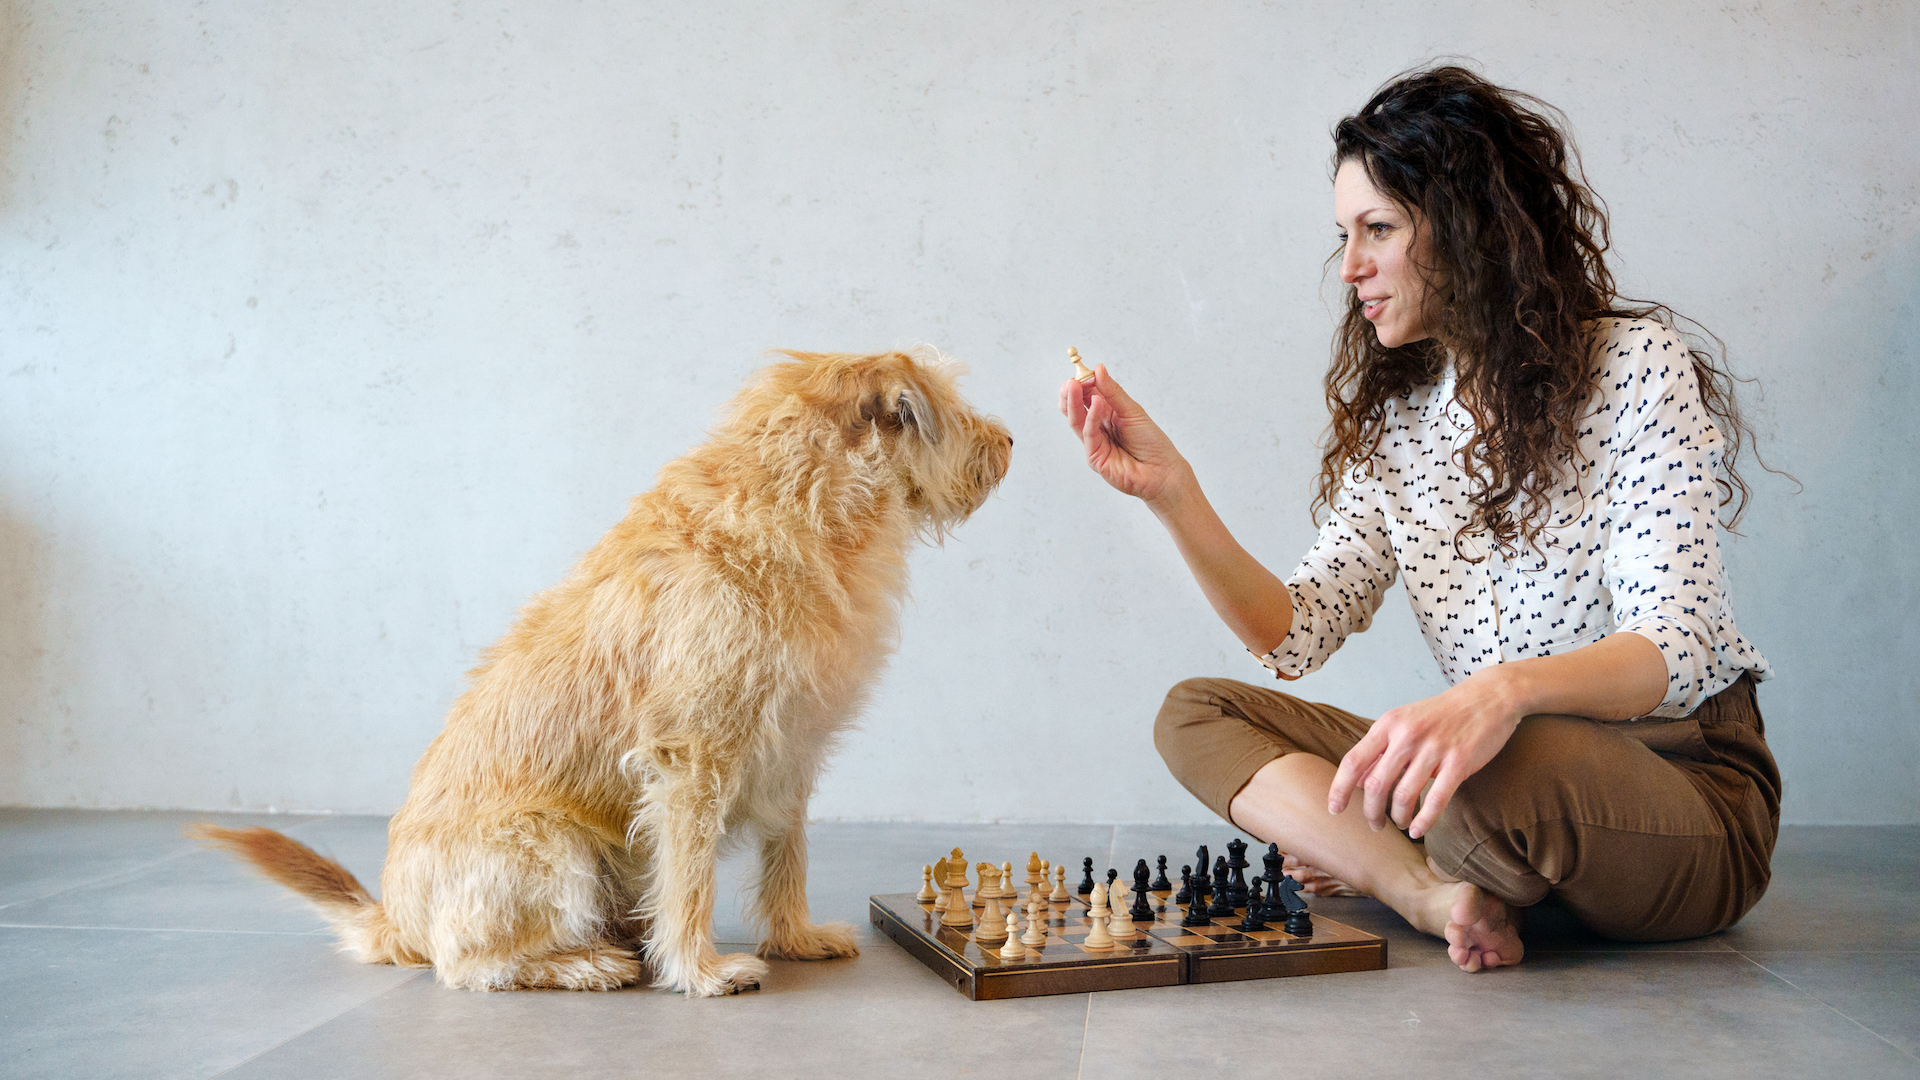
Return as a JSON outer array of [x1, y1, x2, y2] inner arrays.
[[758, 921, 860, 961], [662, 951, 769, 997]]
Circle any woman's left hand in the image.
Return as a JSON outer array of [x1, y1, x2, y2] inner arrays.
[[1326, 670, 1525, 839]]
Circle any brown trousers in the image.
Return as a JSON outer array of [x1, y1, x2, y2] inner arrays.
[[1154, 673, 1781, 941]]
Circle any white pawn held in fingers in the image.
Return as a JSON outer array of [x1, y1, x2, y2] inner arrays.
[[1083, 883, 1115, 949], [997, 911, 1024, 959], [1109, 878, 1135, 937], [917, 864, 937, 904], [1021, 899, 1049, 947], [1050, 865, 1069, 903], [1069, 347, 1096, 383]]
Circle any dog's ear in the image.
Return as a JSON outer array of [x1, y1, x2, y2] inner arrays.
[[894, 387, 941, 444]]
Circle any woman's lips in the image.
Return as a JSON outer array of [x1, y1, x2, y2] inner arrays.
[[1362, 297, 1386, 320]]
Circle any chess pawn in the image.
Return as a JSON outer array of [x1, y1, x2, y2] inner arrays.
[[1021, 899, 1049, 947], [1038, 860, 1052, 899], [1151, 855, 1173, 894], [1025, 853, 1044, 899], [1082, 883, 1116, 949], [941, 849, 973, 927], [1000, 860, 1017, 900], [1050, 865, 1069, 903], [997, 911, 1024, 959], [1108, 879, 1135, 937], [917, 864, 937, 904], [1069, 346, 1095, 383], [1236, 879, 1269, 933], [931, 857, 950, 910], [1208, 856, 1236, 918]]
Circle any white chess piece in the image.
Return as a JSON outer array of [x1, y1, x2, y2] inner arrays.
[[1069, 346, 1096, 383], [917, 864, 937, 903], [1082, 883, 1115, 949], [1000, 861, 1017, 901], [1038, 860, 1052, 901], [1050, 865, 1068, 903], [1109, 878, 1135, 937], [931, 857, 950, 910], [975, 863, 1005, 937], [997, 911, 1024, 959], [940, 849, 973, 927], [1021, 899, 1049, 947]]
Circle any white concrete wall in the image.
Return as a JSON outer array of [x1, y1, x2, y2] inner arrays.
[[1, 1, 1913, 823]]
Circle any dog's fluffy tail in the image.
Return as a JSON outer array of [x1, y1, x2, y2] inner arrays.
[[188, 824, 427, 968]]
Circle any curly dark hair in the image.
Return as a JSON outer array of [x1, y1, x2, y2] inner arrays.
[[1317, 64, 1756, 555]]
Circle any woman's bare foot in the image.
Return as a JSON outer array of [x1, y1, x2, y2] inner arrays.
[[1408, 858, 1522, 972], [1281, 855, 1366, 897], [1443, 881, 1523, 972]]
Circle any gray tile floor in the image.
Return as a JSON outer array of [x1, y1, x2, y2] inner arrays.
[[2, 811, 1915, 1079]]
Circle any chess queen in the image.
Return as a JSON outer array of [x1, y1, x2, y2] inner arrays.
[[1059, 66, 1778, 972]]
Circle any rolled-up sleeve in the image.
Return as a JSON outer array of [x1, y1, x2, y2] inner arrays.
[[1256, 476, 1399, 679], [1601, 325, 1737, 716]]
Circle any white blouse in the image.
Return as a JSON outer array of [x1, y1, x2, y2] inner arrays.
[[1257, 318, 1771, 718]]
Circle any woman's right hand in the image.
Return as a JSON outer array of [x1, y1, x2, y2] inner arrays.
[[1058, 365, 1192, 508]]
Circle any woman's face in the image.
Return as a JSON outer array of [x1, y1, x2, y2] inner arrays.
[[1334, 159, 1436, 349]]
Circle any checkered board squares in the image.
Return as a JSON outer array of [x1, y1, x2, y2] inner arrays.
[[869, 890, 1387, 1000]]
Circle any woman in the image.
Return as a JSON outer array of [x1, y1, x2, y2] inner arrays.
[[1059, 66, 1778, 973]]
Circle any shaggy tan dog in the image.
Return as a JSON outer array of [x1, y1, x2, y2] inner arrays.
[[193, 349, 1011, 995]]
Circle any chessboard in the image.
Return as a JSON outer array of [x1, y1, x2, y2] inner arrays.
[[870, 845, 1388, 1001]]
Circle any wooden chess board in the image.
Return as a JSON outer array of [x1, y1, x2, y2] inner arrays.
[[869, 887, 1387, 1000]]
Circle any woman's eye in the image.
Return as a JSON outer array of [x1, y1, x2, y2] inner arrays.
[[1368, 222, 1392, 237]]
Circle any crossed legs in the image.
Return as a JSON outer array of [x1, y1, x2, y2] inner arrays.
[[1156, 677, 1774, 971]]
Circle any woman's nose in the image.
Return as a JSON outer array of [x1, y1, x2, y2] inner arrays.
[[1339, 242, 1368, 285]]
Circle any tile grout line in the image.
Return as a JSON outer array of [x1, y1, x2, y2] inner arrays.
[[1734, 950, 1920, 1063], [206, 970, 433, 1080], [0, 922, 324, 936], [0, 842, 230, 915], [1073, 991, 1093, 1080]]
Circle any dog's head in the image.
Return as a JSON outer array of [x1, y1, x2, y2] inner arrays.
[[720, 348, 1012, 539]]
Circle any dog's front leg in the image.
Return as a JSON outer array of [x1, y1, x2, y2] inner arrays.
[[638, 770, 769, 997], [753, 797, 859, 961]]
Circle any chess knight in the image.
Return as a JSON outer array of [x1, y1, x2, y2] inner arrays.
[[193, 349, 1012, 995]]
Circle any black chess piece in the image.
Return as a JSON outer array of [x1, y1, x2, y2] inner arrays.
[[1192, 846, 1211, 900], [1130, 861, 1154, 922], [1078, 857, 1096, 896], [1181, 873, 1212, 927], [1105, 867, 1119, 897], [1151, 856, 1172, 893], [1207, 856, 1236, 918], [1275, 874, 1312, 936], [1226, 838, 1250, 907], [1174, 866, 1193, 905], [1261, 842, 1284, 893], [1235, 879, 1268, 932]]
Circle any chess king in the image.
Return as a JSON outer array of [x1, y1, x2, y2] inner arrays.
[[1060, 65, 1779, 972]]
